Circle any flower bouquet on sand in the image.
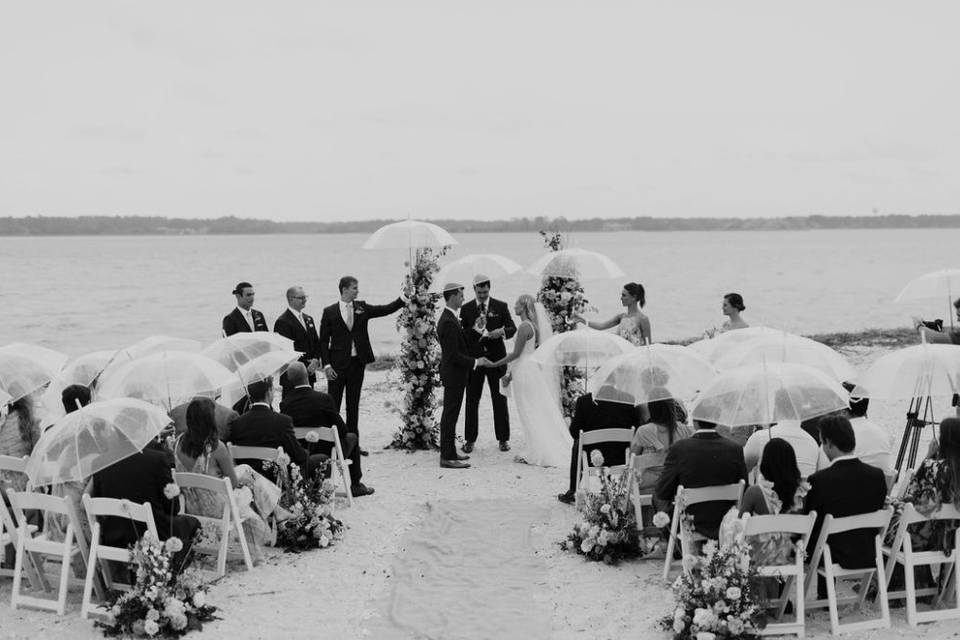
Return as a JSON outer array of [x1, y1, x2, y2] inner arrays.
[[266, 452, 343, 552], [661, 538, 766, 640], [96, 535, 216, 638]]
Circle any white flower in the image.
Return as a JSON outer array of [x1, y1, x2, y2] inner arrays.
[[580, 539, 594, 553], [726, 618, 744, 635], [673, 618, 686, 633], [163, 483, 180, 500], [192, 591, 206, 608], [319, 535, 331, 548], [652, 511, 671, 528], [146, 608, 160, 622], [170, 613, 188, 630], [599, 504, 611, 515], [144, 619, 160, 636], [305, 430, 320, 443], [695, 633, 716, 640], [589, 450, 604, 467], [725, 586, 741, 601], [692, 608, 716, 628], [164, 537, 184, 554]]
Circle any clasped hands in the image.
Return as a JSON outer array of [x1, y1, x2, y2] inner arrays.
[[475, 357, 499, 368]]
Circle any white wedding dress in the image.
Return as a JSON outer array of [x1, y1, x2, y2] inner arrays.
[[505, 321, 572, 467]]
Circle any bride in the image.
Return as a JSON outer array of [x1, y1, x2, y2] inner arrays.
[[490, 294, 571, 467]]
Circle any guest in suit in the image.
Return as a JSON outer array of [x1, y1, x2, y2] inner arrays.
[[274, 285, 322, 394], [437, 282, 491, 469], [558, 386, 644, 504], [804, 414, 888, 571], [279, 363, 368, 496], [228, 378, 327, 480], [459, 275, 517, 453], [655, 419, 749, 539], [222, 281, 269, 336], [91, 444, 200, 574], [319, 276, 406, 452]]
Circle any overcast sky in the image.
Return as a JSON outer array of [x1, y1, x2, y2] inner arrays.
[[2, 1, 958, 222]]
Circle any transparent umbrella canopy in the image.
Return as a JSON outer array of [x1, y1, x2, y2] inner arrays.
[[433, 254, 523, 291], [97, 351, 235, 411], [690, 362, 849, 428], [25, 398, 171, 487], [851, 343, 960, 399], [714, 334, 855, 382], [895, 268, 960, 327], [589, 344, 717, 405], [42, 350, 118, 418], [533, 328, 634, 369], [219, 350, 302, 408], [202, 333, 296, 372], [362, 219, 458, 250], [526, 248, 625, 281], [0, 351, 62, 404], [687, 326, 794, 363], [0, 343, 68, 374]]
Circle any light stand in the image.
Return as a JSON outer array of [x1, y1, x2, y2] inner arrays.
[[894, 382, 938, 473]]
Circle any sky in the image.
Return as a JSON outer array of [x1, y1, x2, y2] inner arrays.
[[1, 1, 959, 222]]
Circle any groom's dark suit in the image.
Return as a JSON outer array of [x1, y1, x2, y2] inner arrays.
[[274, 309, 322, 392], [437, 307, 476, 460], [222, 307, 269, 336], [460, 297, 516, 444], [318, 297, 404, 436]]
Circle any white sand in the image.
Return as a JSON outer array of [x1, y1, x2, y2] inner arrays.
[[2, 346, 957, 639]]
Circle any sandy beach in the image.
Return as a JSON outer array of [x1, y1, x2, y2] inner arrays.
[[1, 342, 955, 640]]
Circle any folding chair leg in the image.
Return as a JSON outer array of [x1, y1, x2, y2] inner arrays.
[[823, 562, 841, 637], [338, 462, 353, 507], [80, 544, 98, 620], [232, 510, 254, 571], [56, 542, 72, 615], [662, 516, 678, 582], [776, 575, 794, 621], [905, 558, 918, 626]]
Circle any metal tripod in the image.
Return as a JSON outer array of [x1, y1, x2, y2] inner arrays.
[[894, 393, 937, 473]]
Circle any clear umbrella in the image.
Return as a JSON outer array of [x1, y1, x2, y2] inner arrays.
[[589, 344, 717, 405], [690, 362, 849, 428], [25, 398, 171, 486], [687, 326, 793, 363], [362, 219, 458, 250], [0, 343, 68, 374], [219, 350, 301, 407], [851, 343, 960, 400], [526, 248, 625, 280], [533, 328, 634, 369], [0, 352, 61, 404], [433, 254, 523, 291], [895, 268, 960, 328], [98, 336, 203, 383], [97, 351, 235, 411], [714, 334, 855, 382], [42, 350, 118, 418], [202, 333, 296, 372]]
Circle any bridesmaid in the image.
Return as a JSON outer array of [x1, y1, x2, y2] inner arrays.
[[573, 282, 651, 345], [720, 293, 748, 332]]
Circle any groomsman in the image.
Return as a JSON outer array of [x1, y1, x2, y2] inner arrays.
[[459, 275, 517, 453], [222, 281, 269, 336], [318, 276, 406, 451], [274, 285, 322, 394]]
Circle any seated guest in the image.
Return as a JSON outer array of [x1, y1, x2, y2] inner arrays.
[[630, 390, 693, 494], [174, 397, 289, 563], [0, 397, 41, 492], [841, 382, 894, 475], [804, 415, 887, 572], [743, 391, 825, 479], [92, 440, 200, 574], [558, 386, 644, 504], [169, 394, 238, 442], [655, 419, 748, 539], [228, 377, 327, 480], [279, 363, 368, 496], [48, 385, 94, 546]]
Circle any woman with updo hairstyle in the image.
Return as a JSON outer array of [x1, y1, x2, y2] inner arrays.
[[721, 293, 748, 332], [573, 282, 651, 345]]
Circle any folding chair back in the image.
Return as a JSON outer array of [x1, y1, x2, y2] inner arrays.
[[6, 489, 91, 615], [663, 480, 745, 581], [81, 495, 159, 620], [228, 444, 282, 463], [888, 467, 915, 499], [805, 507, 892, 636], [575, 428, 634, 507], [174, 472, 253, 577], [0, 455, 30, 493], [883, 502, 960, 626], [313, 426, 353, 506], [742, 511, 817, 637], [627, 454, 653, 528]]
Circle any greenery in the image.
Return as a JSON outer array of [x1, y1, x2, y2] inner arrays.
[[2, 214, 960, 236]]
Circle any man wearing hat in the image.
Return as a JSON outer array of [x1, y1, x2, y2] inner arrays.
[[459, 274, 517, 453], [438, 282, 492, 468], [222, 282, 269, 336]]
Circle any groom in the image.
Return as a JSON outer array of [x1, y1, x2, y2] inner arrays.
[[437, 282, 491, 469], [460, 274, 516, 453]]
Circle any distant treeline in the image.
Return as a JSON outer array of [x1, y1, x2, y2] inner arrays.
[[1, 214, 959, 236]]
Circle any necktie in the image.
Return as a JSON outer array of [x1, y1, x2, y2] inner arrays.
[[345, 304, 354, 330], [479, 302, 486, 317]]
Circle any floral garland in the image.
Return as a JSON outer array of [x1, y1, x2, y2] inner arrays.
[[661, 537, 767, 640], [388, 246, 446, 450], [265, 451, 344, 552], [97, 535, 216, 638], [535, 231, 592, 418]]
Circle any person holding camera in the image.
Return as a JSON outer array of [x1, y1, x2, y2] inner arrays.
[[914, 297, 960, 344]]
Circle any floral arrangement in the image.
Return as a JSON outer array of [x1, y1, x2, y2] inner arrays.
[[266, 452, 344, 552], [97, 535, 216, 638], [661, 538, 766, 640], [535, 231, 593, 417], [561, 450, 668, 564], [389, 246, 447, 450]]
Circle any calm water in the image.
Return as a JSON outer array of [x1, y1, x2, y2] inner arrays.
[[1, 229, 954, 356]]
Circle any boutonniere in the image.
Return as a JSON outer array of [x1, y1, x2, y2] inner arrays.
[[486, 310, 498, 318], [353, 304, 365, 315]]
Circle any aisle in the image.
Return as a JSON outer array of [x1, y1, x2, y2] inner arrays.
[[365, 499, 552, 640]]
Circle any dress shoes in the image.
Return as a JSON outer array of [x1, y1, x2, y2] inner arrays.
[[557, 491, 575, 505], [455, 453, 470, 461], [499, 441, 511, 452], [462, 441, 475, 454], [440, 459, 471, 469], [351, 483, 375, 497], [359, 448, 370, 457]]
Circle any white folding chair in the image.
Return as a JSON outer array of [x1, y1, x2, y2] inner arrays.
[[294, 425, 353, 506], [575, 428, 634, 508], [228, 444, 282, 466], [627, 454, 653, 529], [174, 472, 253, 577], [0, 455, 41, 585], [81, 495, 159, 620], [804, 507, 893, 636], [6, 488, 97, 615], [741, 512, 818, 637], [883, 503, 960, 626], [663, 480, 745, 582]]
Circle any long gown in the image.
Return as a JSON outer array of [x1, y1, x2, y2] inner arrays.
[[505, 321, 571, 467]]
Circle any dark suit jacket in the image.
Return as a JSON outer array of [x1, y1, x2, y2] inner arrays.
[[570, 392, 643, 467], [459, 297, 517, 376], [169, 402, 238, 443], [437, 308, 475, 387], [655, 430, 749, 538], [228, 404, 309, 473], [318, 298, 404, 371], [273, 309, 321, 365], [279, 386, 347, 455], [92, 448, 182, 545], [222, 308, 269, 336], [804, 457, 888, 569]]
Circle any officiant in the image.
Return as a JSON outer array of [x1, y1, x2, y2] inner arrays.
[[460, 274, 517, 453]]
